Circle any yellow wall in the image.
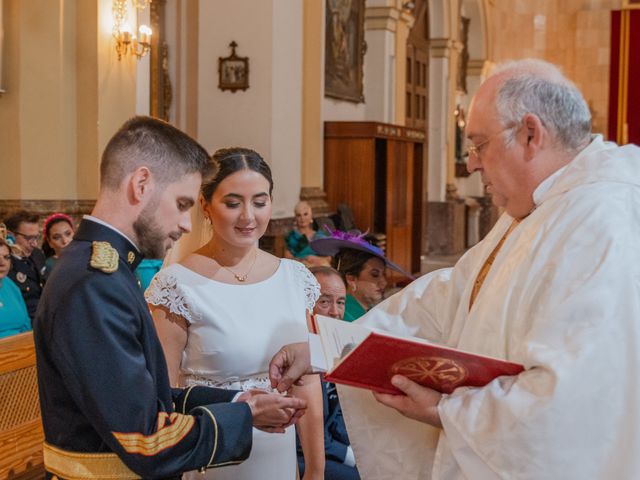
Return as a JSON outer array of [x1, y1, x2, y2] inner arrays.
[[0, 0, 138, 202], [301, 0, 323, 188], [0, 0, 21, 199], [490, 0, 622, 135]]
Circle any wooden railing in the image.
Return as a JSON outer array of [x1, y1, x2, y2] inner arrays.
[[0, 332, 44, 479]]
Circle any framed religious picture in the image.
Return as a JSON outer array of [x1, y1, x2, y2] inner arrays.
[[324, 0, 366, 103], [218, 41, 249, 93]]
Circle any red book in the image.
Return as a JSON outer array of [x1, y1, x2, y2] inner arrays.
[[312, 315, 524, 395]]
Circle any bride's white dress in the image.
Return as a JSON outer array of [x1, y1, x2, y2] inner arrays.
[[145, 259, 319, 479]]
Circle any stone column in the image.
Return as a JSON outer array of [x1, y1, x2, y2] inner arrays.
[[364, 1, 400, 123], [300, 0, 330, 214], [426, 34, 467, 255], [394, 5, 415, 125], [428, 37, 463, 202]]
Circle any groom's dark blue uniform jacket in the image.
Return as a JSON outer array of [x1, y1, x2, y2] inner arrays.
[[34, 219, 253, 479]]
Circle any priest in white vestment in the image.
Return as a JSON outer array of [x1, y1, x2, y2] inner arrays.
[[324, 59, 640, 479], [268, 58, 640, 479]]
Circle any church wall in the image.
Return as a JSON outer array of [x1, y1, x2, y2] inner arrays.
[[490, 0, 622, 135], [0, 0, 78, 200], [0, 0, 138, 207], [301, 0, 324, 189], [0, 0, 21, 199], [196, 0, 302, 219]]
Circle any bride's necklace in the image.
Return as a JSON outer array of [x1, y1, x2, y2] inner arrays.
[[209, 247, 258, 282]]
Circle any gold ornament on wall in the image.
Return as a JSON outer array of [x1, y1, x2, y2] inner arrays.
[[113, 0, 153, 60]]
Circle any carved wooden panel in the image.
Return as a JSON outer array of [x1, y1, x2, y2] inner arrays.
[[324, 122, 425, 276], [0, 333, 44, 479]]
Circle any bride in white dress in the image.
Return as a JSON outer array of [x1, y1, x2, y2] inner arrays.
[[145, 148, 324, 480]]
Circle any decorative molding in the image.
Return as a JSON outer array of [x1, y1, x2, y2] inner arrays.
[[467, 59, 487, 77], [365, 6, 400, 31], [0, 200, 95, 224], [429, 38, 463, 58], [399, 9, 415, 28], [445, 183, 462, 202], [150, 0, 172, 121]]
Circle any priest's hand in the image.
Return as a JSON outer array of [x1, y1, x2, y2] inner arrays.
[[269, 342, 311, 393], [238, 390, 307, 433], [373, 375, 443, 428]]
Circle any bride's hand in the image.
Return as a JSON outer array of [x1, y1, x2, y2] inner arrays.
[[237, 390, 307, 433]]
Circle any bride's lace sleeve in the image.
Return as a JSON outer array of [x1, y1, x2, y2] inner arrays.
[[144, 270, 194, 324], [289, 261, 321, 311]]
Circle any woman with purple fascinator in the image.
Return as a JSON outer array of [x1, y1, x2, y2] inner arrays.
[[311, 229, 413, 322]]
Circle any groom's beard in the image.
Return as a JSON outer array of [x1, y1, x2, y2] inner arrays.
[[133, 202, 182, 259]]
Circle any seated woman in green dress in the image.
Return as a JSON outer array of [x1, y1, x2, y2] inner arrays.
[[284, 201, 330, 267], [0, 236, 32, 338], [311, 230, 414, 322]]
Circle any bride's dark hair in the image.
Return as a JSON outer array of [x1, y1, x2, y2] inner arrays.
[[201, 147, 274, 200]]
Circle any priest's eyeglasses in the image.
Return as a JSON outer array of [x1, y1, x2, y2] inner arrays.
[[466, 125, 518, 159]]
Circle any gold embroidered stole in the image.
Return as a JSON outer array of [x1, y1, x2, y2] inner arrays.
[[469, 219, 520, 311]]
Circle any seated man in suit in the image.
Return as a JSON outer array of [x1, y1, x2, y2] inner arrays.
[[297, 266, 360, 480]]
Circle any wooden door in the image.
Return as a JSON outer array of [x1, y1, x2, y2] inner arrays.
[[385, 140, 414, 276], [324, 136, 377, 231]]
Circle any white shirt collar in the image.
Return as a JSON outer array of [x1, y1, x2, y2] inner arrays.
[[532, 164, 569, 206], [83, 215, 140, 250]]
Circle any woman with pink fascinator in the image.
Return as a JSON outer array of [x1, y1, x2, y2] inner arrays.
[[42, 213, 74, 274]]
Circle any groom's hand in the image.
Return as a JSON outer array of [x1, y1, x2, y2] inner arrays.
[[238, 390, 307, 433], [268, 342, 311, 393]]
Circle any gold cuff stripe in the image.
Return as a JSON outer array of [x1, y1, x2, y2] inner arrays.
[[43, 442, 140, 479], [114, 416, 193, 452], [193, 406, 219, 467], [112, 413, 195, 456], [114, 419, 193, 455]]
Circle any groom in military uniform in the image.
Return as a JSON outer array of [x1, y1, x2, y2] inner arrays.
[[34, 117, 306, 479]]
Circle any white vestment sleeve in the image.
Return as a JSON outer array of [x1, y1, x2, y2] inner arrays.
[[339, 248, 486, 479]]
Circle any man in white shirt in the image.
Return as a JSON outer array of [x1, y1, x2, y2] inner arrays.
[[271, 59, 640, 479]]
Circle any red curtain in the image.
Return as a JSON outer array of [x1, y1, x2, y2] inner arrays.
[[609, 9, 640, 145]]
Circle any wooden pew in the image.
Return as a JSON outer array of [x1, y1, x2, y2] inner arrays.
[[0, 332, 44, 479]]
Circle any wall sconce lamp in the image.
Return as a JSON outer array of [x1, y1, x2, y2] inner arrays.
[[113, 0, 152, 60]]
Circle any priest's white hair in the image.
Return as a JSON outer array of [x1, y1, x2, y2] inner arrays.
[[491, 59, 592, 152]]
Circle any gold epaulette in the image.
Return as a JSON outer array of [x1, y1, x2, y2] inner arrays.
[[43, 442, 140, 479], [90, 241, 119, 273]]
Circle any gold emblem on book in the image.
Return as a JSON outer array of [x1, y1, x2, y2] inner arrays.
[[90, 241, 119, 273], [391, 356, 468, 390]]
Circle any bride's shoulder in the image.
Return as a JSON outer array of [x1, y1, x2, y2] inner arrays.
[[279, 257, 316, 280]]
